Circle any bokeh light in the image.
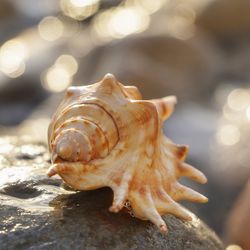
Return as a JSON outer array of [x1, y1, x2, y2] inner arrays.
[[129, 0, 167, 15], [212, 85, 250, 176], [38, 16, 64, 41], [60, 0, 99, 21], [41, 54, 78, 93], [227, 88, 250, 111], [42, 66, 72, 92], [246, 106, 250, 120], [70, 0, 96, 7], [216, 124, 240, 146], [110, 7, 149, 38], [226, 245, 243, 250], [93, 6, 150, 39], [166, 3, 196, 40], [55, 54, 78, 76], [0, 39, 28, 78]]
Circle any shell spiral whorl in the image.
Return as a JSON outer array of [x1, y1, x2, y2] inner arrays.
[[55, 128, 92, 162], [47, 73, 208, 233], [49, 97, 119, 163]]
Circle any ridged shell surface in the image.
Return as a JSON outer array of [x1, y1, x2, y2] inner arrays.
[[47, 73, 208, 232]]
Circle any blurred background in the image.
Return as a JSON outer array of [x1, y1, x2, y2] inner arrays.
[[0, 0, 249, 248]]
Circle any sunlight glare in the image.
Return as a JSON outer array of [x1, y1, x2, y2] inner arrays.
[[246, 106, 250, 120], [42, 66, 72, 92], [227, 88, 250, 111], [55, 54, 78, 76], [216, 124, 240, 146], [60, 0, 99, 21], [93, 7, 150, 39], [0, 39, 28, 78], [38, 16, 64, 41]]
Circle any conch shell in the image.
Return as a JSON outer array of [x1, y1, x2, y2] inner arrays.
[[47, 73, 208, 232]]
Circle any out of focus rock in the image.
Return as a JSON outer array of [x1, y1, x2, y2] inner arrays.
[[196, 0, 250, 41], [0, 76, 48, 125], [210, 85, 250, 188], [224, 46, 250, 81], [0, 0, 15, 21], [196, 0, 250, 81], [0, 136, 223, 250], [224, 179, 250, 249], [76, 34, 221, 101]]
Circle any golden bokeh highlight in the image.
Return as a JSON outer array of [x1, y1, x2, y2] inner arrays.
[[55, 54, 78, 76], [227, 88, 250, 111], [70, 0, 96, 7], [226, 245, 243, 250], [132, 0, 167, 14], [111, 7, 149, 38], [41, 54, 78, 93], [222, 105, 238, 122], [93, 6, 150, 39], [166, 3, 196, 40], [42, 66, 72, 92], [7, 62, 26, 78], [246, 105, 250, 120], [60, 0, 99, 21], [0, 39, 28, 78], [38, 16, 64, 41], [216, 124, 241, 146]]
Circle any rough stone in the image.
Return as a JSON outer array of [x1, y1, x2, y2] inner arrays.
[[0, 136, 223, 250], [224, 179, 250, 249], [75, 34, 221, 101], [196, 0, 250, 40]]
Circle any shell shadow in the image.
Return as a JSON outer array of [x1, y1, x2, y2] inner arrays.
[[49, 187, 146, 233]]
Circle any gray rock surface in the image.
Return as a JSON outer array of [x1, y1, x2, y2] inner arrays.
[[76, 34, 221, 101], [0, 136, 223, 250], [196, 0, 250, 40]]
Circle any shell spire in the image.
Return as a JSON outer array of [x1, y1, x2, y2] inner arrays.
[[47, 73, 208, 233]]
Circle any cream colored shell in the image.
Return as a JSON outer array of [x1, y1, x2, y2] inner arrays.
[[47, 73, 208, 232]]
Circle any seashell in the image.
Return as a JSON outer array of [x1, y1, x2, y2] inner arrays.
[[47, 73, 208, 232]]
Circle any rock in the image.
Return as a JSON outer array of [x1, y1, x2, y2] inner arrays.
[[195, 0, 250, 82], [224, 179, 250, 249], [0, 75, 49, 125], [76, 34, 221, 101], [196, 0, 250, 41], [0, 0, 15, 22], [0, 136, 223, 250]]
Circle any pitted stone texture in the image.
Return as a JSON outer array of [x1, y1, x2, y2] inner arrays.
[[0, 137, 223, 250]]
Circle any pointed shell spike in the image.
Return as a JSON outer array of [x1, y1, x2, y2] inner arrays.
[[103, 73, 116, 81]]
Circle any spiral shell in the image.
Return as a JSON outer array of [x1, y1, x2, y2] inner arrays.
[[47, 73, 208, 232]]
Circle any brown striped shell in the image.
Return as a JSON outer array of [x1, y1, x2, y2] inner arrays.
[[47, 73, 208, 233]]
